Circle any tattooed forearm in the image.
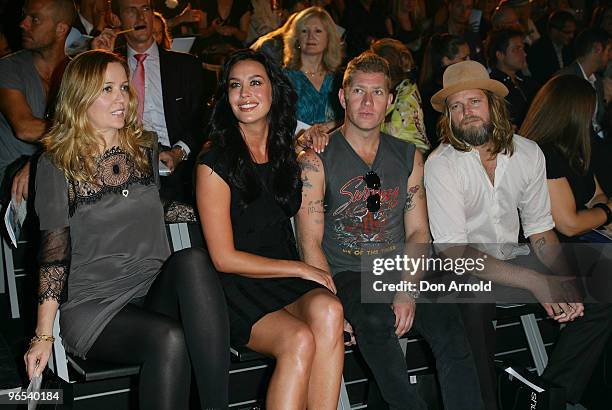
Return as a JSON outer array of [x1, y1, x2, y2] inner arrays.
[[307, 199, 325, 215], [404, 185, 420, 213]]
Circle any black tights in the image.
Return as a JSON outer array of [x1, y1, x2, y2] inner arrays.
[[88, 248, 230, 410]]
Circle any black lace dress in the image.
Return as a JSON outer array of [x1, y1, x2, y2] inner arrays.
[[199, 148, 322, 346], [35, 147, 171, 358]]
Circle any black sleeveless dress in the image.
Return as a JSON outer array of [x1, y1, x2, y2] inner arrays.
[[199, 148, 322, 345]]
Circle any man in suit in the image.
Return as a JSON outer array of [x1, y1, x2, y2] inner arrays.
[[558, 28, 610, 137], [486, 28, 539, 129], [527, 10, 576, 85], [93, 0, 205, 203]]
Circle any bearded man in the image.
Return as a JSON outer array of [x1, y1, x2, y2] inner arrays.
[[424, 60, 612, 410]]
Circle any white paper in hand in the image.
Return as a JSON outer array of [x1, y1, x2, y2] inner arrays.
[[4, 199, 27, 248], [26, 365, 43, 410]]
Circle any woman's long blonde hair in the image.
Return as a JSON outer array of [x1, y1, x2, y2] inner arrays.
[[283, 7, 343, 72], [43, 50, 153, 182]]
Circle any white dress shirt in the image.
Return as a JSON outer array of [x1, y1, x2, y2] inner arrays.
[[424, 134, 555, 260], [127, 42, 190, 156]]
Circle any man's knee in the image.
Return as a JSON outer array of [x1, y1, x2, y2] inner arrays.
[[352, 305, 396, 343]]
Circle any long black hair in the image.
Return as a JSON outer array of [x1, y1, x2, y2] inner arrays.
[[205, 49, 301, 214]]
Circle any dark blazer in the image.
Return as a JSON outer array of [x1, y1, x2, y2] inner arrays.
[[120, 44, 205, 152], [527, 35, 573, 85], [158, 46, 205, 153], [118, 44, 205, 203], [557, 61, 606, 133]]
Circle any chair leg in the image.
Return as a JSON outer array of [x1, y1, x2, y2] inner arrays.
[[520, 313, 548, 375]]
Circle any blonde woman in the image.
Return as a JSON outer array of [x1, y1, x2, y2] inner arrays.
[[283, 7, 344, 131], [24, 50, 229, 410]]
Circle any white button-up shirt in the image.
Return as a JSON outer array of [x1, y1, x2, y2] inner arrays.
[[424, 134, 555, 260], [127, 42, 190, 155]]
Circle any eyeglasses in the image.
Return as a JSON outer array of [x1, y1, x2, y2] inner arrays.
[[363, 171, 381, 213]]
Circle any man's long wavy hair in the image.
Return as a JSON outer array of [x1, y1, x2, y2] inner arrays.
[[283, 7, 343, 72], [43, 50, 153, 183], [205, 49, 301, 215], [437, 90, 515, 156], [520, 75, 595, 174]]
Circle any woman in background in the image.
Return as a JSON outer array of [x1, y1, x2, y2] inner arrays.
[[385, 0, 429, 57], [371, 38, 429, 153], [283, 7, 344, 131], [521, 75, 612, 241], [251, 12, 299, 66], [153, 11, 172, 50], [200, 0, 252, 58]]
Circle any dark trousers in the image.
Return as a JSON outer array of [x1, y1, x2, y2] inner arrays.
[[335, 271, 485, 410], [461, 303, 612, 407], [459, 249, 612, 408], [543, 303, 612, 402]]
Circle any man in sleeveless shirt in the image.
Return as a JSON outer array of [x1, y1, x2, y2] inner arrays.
[[425, 60, 611, 409], [296, 52, 484, 410]]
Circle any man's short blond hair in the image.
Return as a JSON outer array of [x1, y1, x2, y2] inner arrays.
[[342, 52, 392, 91]]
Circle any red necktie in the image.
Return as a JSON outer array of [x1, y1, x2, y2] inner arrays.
[[133, 53, 148, 123]]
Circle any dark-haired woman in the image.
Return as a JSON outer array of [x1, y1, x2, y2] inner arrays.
[[521, 75, 612, 241], [196, 49, 344, 409], [521, 74, 612, 406]]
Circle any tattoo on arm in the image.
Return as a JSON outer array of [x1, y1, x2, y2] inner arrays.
[[307, 199, 324, 215], [302, 174, 313, 188], [298, 158, 319, 173], [404, 185, 420, 213], [299, 155, 320, 189]]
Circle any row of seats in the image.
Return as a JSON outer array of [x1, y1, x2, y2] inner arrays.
[[1, 221, 558, 409]]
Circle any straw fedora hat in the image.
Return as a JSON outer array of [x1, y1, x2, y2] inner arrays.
[[430, 61, 509, 112]]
